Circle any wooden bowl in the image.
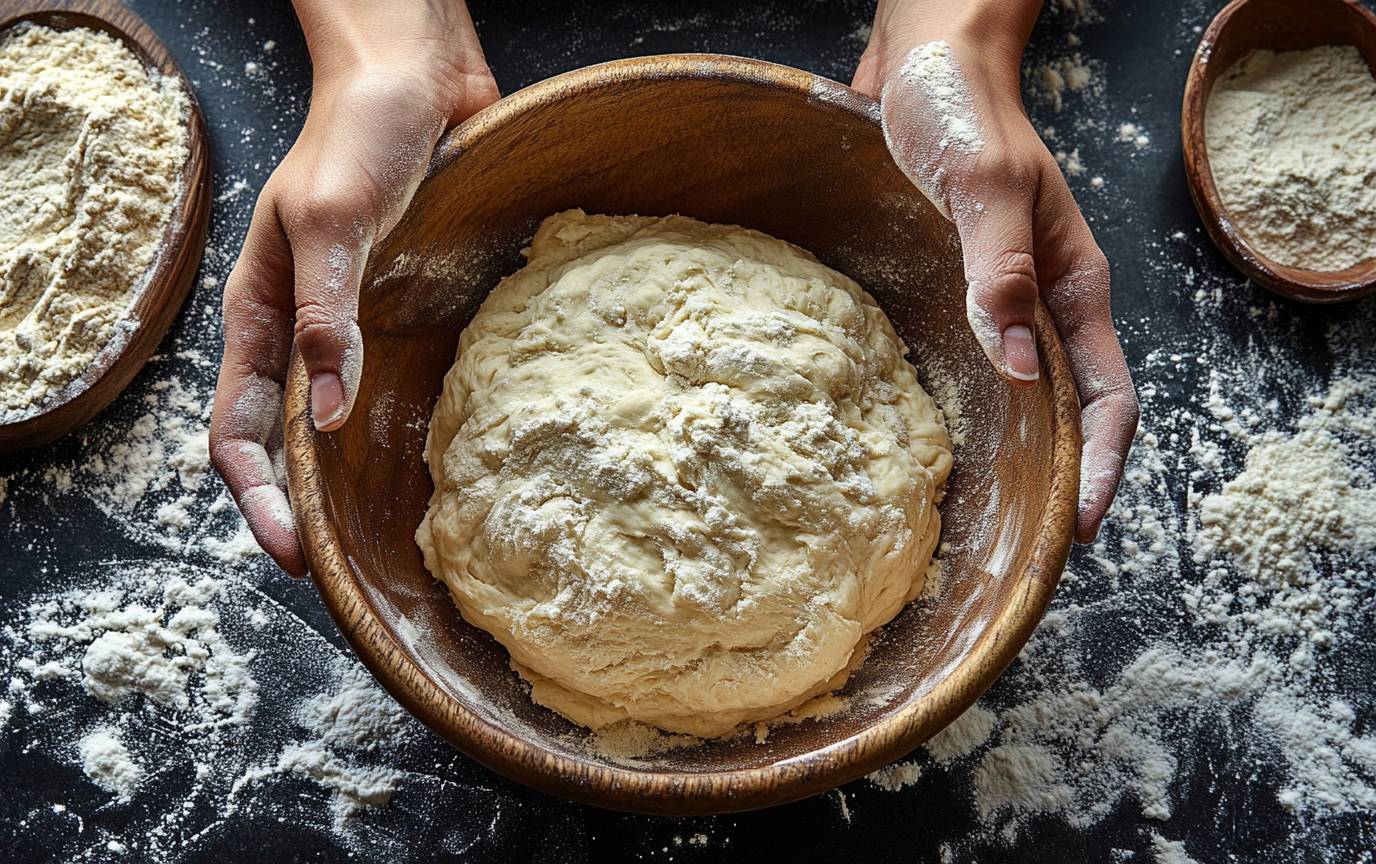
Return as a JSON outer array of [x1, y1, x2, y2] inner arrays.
[[1181, 0, 1376, 303], [284, 55, 1081, 814], [0, 0, 211, 450]]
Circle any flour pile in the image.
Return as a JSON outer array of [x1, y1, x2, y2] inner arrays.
[[1207, 45, 1376, 271], [0, 24, 189, 416]]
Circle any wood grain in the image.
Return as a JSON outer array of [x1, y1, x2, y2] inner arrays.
[[285, 54, 1081, 814], [1182, 0, 1376, 303], [0, 0, 211, 450]]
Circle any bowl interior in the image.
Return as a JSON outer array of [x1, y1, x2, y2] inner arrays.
[[1183, 0, 1376, 301], [288, 56, 1078, 812]]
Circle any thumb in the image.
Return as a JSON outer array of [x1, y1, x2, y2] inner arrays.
[[284, 199, 371, 431], [952, 187, 1041, 384]]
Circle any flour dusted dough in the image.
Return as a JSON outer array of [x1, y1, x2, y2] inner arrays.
[[417, 211, 952, 737]]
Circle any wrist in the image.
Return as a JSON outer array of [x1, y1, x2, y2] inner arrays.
[[870, 0, 1038, 96], [297, 1, 492, 116]]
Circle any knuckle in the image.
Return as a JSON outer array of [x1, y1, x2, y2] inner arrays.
[[1121, 394, 1143, 434], [970, 153, 1031, 189], [283, 181, 379, 241], [971, 251, 1039, 305], [1073, 249, 1112, 292], [208, 434, 238, 481], [294, 303, 348, 340]]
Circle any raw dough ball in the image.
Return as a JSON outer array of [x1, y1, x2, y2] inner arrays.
[[417, 210, 952, 737]]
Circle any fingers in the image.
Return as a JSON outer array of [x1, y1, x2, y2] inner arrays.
[[951, 181, 1042, 384], [285, 213, 367, 433], [1077, 367, 1139, 543], [1060, 304, 1139, 544], [210, 206, 308, 576], [1038, 202, 1140, 543], [281, 79, 457, 432]]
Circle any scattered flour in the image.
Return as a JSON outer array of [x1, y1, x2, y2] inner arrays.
[[298, 660, 410, 752], [28, 571, 258, 727], [233, 743, 401, 833], [1206, 45, 1376, 271], [0, 562, 452, 858], [1118, 122, 1151, 150], [229, 656, 410, 831], [1151, 833, 1202, 864], [1030, 54, 1098, 111], [79, 727, 143, 801], [867, 760, 922, 792], [866, 246, 1376, 861], [925, 704, 997, 763], [1195, 380, 1376, 585]]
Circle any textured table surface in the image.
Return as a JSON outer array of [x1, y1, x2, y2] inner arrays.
[[2, 1, 1374, 862]]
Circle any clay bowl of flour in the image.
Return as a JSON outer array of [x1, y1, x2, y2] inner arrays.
[[0, 0, 210, 451], [284, 54, 1081, 814], [1182, 0, 1376, 303]]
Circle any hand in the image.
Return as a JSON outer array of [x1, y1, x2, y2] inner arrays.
[[853, 0, 1139, 543], [209, 1, 500, 575]]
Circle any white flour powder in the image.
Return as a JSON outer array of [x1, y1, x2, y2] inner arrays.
[[79, 727, 143, 801], [1207, 45, 1376, 271], [229, 658, 409, 831], [881, 40, 986, 219], [0, 24, 189, 416]]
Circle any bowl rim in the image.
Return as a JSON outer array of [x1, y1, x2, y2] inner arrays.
[[285, 52, 1081, 815], [1180, 0, 1376, 304]]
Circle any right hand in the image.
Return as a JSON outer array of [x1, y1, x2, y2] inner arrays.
[[853, 0, 1140, 543], [209, 2, 500, 576]]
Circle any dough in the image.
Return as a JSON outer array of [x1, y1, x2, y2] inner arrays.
[[417, 210, 952, 737]]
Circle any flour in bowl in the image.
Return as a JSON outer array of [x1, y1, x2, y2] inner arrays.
[[1206, 45, 1376, 271], [0, 24, 189, 417]]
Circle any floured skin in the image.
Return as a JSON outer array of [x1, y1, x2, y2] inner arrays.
[[417, 210, 951, 737]]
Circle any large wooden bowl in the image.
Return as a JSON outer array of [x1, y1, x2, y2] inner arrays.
[[1181, 0, 1376, 303], [285, 55, 1080, 814], [0, 0, 211, 449]]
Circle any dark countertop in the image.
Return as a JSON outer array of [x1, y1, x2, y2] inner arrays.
[[2, 1, 1374, 862]]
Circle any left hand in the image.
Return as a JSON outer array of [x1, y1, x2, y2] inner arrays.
[[853, 0, 1140, 543], [209, 0, 500, 575]]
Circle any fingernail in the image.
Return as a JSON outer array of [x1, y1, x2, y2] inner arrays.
[[310, 372, 346, 430], [1003, 325, 1040, 382]]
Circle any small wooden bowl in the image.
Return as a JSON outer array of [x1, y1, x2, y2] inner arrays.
[[284, 55, 1081, 814], [1182, 0, 1376, 303], [0, 0, 211, 451]]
